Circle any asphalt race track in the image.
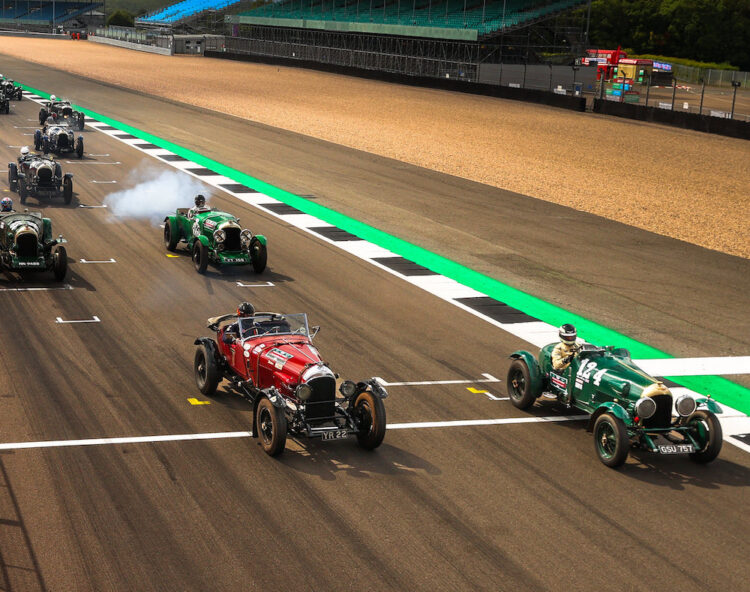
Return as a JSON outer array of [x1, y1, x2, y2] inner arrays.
[[0, 56, 748, 591]]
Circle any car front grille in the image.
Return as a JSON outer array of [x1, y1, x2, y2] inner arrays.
[[224, 227, 241, 252], [36, 167, 53, 185], [303, 376, 336, 422], [58, 135, 69, 148], [15, 232, 37, 258], [642, 394, 673, 429]]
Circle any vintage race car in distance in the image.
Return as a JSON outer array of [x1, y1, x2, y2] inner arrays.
[[0, 90, 9, 115], [164, 207, 267, 274], [0, 77, 22, 100], [34, 121, 84, 158], [0, 209, 67, 280], [507, 342, 723, 467], [38, 98, 84, 130], [194, 312, 388, 456], [8, 154, 74, 205]]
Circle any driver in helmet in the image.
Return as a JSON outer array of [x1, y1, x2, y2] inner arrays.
[[225, 302, 257, 341], [188, 194, 210, 218], [551, 324, 582, 371], [1, 197, 12, 212], [18, 146, 32, 163]]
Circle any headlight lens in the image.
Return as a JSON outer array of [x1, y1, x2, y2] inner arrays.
[[634, 397, 657, 419], [339, 380, 357, 398], [240, 229, 253, 249], [675, 395, 697, 417], [213, 229, 226, 243], [296, 383, 313, 401]]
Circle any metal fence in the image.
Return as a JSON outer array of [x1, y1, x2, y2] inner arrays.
[[94, 26, 171, 49], [672, 64, 749, 88]]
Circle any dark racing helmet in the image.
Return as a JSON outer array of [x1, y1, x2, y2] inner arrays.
[[559, 324, 577, 345], [237, 302, 255, 318], [1, 197, 12, 212], [194, 194, 206, 208]]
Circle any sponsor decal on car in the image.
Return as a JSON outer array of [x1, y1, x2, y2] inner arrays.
[[550, 372, 567, 390], [16, 261, 43, 266], [222, 257, 246, 263], [266, 348, 293, 370], [574, 361, 607, 390], [203, 219, 217, 229]]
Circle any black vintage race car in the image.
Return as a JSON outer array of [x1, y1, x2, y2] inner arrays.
[[38, 98, 84, 130], [34, 121, 84, 158], [0, 89, 9, 115], [0, 77, 22, 101], [0, 209, 67, 280], [8, 154, 74, 205]]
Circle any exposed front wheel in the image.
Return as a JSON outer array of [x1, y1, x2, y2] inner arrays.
[[34, 130, 42, 151], [354, 390, 386, 450], [39, 108, 47, 125], [192, 241, 208, 274], [18, 181, 27, 204], [164, 220, 179, 251], [76, 136, 84, 159], [194, 344, 220, 396], [250, 237, 267, 273], [77, 112, 85, 130], [52, 245, 67, 281], [63, 177, 73, 205], [506, 358, 537, 409], [593, 413, 630, 468], [8, 163, 18, 192], [687, 410, 723, 464], [256, 398, 287, 456]]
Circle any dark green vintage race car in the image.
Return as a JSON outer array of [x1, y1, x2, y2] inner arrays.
[[0, 209, 67, 280], [163, 207, 267, 274], [507, 342, 723, 467]]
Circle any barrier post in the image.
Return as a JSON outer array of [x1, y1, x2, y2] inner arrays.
[[671, 81, 676, 110], [644, 75, 650, 107], [730, 80, 740, 119], [698, 79, 705, 115]]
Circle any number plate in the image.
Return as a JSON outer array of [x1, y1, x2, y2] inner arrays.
[[658, 444, 694, 454], [321, 431, 348, 441]]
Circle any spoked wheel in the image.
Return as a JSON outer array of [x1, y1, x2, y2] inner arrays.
[[506, 358, 537, 409], [76, 136, 84, 159], [593, 413, 629, 468], [164, 220, 179, 251], [687, 410, 723, 464], [256, 398, 287, 456], [354, 390, 386, 450], [52, 245, 67, 281], [63, 177, 73, 205], [192, 241, 208, 274], [194, 344, 220, 396], [250, 237, 267, 273]]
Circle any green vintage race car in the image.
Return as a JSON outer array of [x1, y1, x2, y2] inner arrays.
[[507, 342, 723, 467], [163, 207, 267, 274], [0, 209, 67, 280]]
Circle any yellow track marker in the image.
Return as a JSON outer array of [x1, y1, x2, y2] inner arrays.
[[467, 387, 487, 394], [467, 387, 504, 401], [166, 254, 180, 258], [187, 398, 211, 405]]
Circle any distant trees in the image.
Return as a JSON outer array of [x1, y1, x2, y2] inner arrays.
[[584, 0, 750, 70], [106, 9, 135, 27]]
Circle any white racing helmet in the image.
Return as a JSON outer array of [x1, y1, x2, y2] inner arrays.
[[20, 146, 29, 156]]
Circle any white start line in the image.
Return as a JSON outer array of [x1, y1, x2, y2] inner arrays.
[[79, 259, 117, 264], [55, 316, 101, 324]]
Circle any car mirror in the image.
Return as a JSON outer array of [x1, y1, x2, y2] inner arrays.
[[310, 326, 320, 339]]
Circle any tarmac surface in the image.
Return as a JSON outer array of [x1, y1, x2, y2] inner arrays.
[[0, 56, 748, 591]]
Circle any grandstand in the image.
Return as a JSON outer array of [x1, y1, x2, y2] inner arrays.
[[136, 0, 243, 26], [0, 1, 101, 28]]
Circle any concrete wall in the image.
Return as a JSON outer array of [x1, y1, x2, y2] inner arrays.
[[89, 35, 173, 56]]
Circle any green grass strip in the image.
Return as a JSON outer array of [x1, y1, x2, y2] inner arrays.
[[21, 83, 750, 415]]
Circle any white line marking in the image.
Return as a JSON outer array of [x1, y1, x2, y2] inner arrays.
[[13, 126, 38, 129], [55, 316, 100, 324], [0, 284, 73, 292], [90, 180, 117, 184], [79, 258, 116, 264], [79, 204, 108, 209], [636, 357, 750, 376], [236, 281, 274, 287], [0, 431, 253, 451], [375, 373, 501, 387], [388, 416, 585, 429], [65, 161, 121, 165], [88, 153, 110, 157]]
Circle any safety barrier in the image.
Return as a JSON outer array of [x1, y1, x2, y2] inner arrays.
[[89, 35, 174, 55]]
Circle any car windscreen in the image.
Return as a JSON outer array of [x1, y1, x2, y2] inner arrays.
[[239, 313, 309, 339]]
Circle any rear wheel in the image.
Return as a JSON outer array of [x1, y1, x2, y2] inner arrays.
[[164, 220, 179, 251], [34, 130, 42, 151], [250, 237, 267, 273], [77, 112, 85, 130], [8, 163, 17, 192], [194, 344, 220, 396], [256, 398, 287, 456], [687, 410, 723, 464], [75, 136, 84, 159], [42, 138, 50, 154], [593, 413, 630, 468], [39, 108, 47, 125], [506, 358, 537, 409], [18, 181, 27, 204], [52, 245, 67, 281], [192, 240, 208, 274], [63, 177, 73, 205], [354, 390, 386, 450]]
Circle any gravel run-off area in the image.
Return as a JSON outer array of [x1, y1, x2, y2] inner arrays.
[[1, 38, 748, 258]]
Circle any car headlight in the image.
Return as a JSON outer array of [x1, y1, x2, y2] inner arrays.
[[634, 397, 657, 419], [296, 383, 313, 401], [675, 394, 696, 417], [213, 229, 226, 243], [240, 229, 253, 249], [339, 380, 357, 398]]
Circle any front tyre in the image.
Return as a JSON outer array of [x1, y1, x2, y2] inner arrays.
[[256, 398, 287, 456], [63, 177, 73, 205], [76, 136, 84, 159], [18, 181, 27, 204], [593, 413, 629, 468], [194, 344, 220, 396], [506, 358, 537, 409], [354, 390, 386, 450], [8, 163, 18, 192], [164, 220, 179, 251], [52, 245, 67, 281], [250, 237, 267, 273], [192, 241, 208, 274], [687, 410, 723, 464], [39, 108, 47, 125]]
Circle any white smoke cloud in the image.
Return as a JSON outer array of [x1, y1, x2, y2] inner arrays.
[[104, 166, 210, 225]]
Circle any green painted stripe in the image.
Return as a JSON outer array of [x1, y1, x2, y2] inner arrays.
[[21, 83, 750, 415]]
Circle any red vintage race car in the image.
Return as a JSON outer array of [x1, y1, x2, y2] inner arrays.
[[194, 306, 388, 456]]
